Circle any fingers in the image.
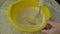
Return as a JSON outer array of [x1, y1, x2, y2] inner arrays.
[[41, 21, 56, 34], [41, 30, 49, 33], [41, 28, 55, 34], [41, 21, 60, 34], [44, 21, 55, 30]]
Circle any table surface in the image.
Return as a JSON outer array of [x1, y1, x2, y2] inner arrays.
[[0, 0, 60, 34]]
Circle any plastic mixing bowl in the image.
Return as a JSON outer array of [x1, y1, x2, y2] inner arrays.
[[7, 0, 51, 32]]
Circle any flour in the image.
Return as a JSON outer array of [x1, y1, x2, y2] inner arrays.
[[15, 7, 43, 29]]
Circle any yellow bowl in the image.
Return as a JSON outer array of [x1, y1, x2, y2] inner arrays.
[[7, 0, 51, 32]]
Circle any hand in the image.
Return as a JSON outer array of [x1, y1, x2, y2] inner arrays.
[[41, 21, 60, 34]]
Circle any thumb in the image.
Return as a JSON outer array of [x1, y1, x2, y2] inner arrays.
[[46, 21, 56, 27]]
